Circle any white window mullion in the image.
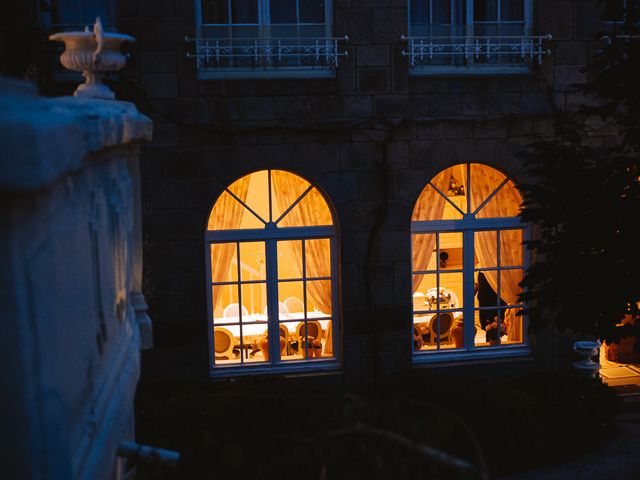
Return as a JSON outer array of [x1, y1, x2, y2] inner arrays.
[[266, 239, 281, 363], [462, 229, 476, 349]]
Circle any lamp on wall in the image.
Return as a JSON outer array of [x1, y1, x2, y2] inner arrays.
[[446, 176, 465, 197]]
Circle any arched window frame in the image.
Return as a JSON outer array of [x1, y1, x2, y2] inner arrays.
[[205, 170, 340, 377], [410, 163, 530, 363]]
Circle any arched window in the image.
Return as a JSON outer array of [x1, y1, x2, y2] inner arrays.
[[411, 163, 527, 361], [206, 170, 338, 375]]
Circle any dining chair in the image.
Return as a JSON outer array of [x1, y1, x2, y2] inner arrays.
[[428, 312, 454, 345], [223, 303, 249, 318], [283, 296, 304, 314], [213, 327, 236, 360]]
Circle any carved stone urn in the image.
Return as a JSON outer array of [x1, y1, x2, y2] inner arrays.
[[573, 341, 601, 377], [49, 17, 134, 100]]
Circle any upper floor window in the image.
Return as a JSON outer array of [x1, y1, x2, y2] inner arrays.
[[206, 170, 339, 376], [603, 0, 640, 24], [411, 163, 528, 362], [190, 0, 347, 78], [404, 0, 550, 74]]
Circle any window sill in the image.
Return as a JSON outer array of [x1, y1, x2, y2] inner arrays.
[[409, 65, 533, 77], [413, 345, 531, 365], [197, 67, 335, 80], [209, 359, 341, 378]]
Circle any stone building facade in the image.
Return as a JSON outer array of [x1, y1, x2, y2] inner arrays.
[[102, 0, 616, 383]]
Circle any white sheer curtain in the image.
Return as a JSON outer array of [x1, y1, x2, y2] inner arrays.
[[411, 170, 456, 292], [470, 165, 523, 342], [208, 176, 250, 307]]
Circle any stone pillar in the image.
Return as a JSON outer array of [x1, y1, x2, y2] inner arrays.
[[0, 78, 152, 480]]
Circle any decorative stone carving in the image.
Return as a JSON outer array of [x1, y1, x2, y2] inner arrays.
[[49, 17, 134, 100]]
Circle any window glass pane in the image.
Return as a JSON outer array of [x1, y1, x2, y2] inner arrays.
[[410, 0, 431, 27], [435, 272, 463, 309], [277, 240, 303, 280], [247, 331, 269, 363], [239, 241, 266, 281], [475, 179, 521, 218], [234, 170, 270, 224], [271, 170, 313, 222], [212, 284, 238, 321], [474, 230, 497, 268], [279, 281, 304, 318], [503, 308, 524, 344], [474, 0, 498, 21], [412, 233, 437, 273], [499, 229, 523, 267], [501, 0, 524, 20], [413, 273, 437, 311], [499, 268, 524, 307], [280, 281, 305, 320], [211, 243, 238, 282], [603, 0, 625, 21], [300, 0, 325, 23], [202, 0, 230, 24], [231, 0, 258, 23], [307, 280, 332, 315], [433, 0, 452, 23], [271, 0, 297, 24], [280, 320, 301, 360], [469, 163, 506, 213], [438, 232, 463, 271], [279, 187, 333, 226], [475, 271, 499, 308], [240, 282, 266, 317], [306, 238, 331, 278], [213, 326, 240, 364], [474, 308, 505, 347], [208, 191, 260, 230]]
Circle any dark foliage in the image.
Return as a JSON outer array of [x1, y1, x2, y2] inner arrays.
[[133, 373, 619, 479], [518, 27, 640, 344]]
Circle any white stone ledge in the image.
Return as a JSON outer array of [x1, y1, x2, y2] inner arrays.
[[0, 79, 152, 192]]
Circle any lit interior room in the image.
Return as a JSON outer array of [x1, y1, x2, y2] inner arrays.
[[206, 170, 335, 367], [411, 163, 525, 353]]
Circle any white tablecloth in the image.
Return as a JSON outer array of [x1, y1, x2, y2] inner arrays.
[[216, 312, 331, 338]]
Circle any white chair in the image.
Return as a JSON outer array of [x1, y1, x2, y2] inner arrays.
[[284, 296, 304, 314], [223, 303, 249, 319], [262, 302, 288, 316], [213, 327, 236, 360]]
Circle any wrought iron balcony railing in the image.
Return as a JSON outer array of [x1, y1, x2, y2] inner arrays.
[[401, 35, 552, 67], [186, 36, 349, 71]]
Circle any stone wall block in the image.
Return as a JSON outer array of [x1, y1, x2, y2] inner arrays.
[[137, 0, 174, 16], [375, 95, 410, 118], [417, 122, 444, 139], [357, 45, 390, 67], [554, 41, 589, 65], [148, 123, 179, 147], [337, 46, 357, 95], [357, 67, 390, 94], [428, 94, 463, 116], [142, 73, 178, 99], [487, 93, 521, 115], [387, 141, 410, 169], [391, 45, 410, 94], [372, 8, 407, 45], [473, 120, 507, 139], [462, 94, 490, 116], [574, 2, 605, 39], [539, 3, 572, 40], [320, 172, 359, 206], [520, 93, 555, 114], [554, 65, 588, 91], [141, 51, 178, 73], [342, 95, 374, 117], [336, 10, 372, 44], [341, 142, 384, 170]]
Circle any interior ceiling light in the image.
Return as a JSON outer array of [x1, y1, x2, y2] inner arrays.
[[447, 176, 465, 197]]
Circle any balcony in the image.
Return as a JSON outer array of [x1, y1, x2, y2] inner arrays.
[[186, 36, 349, 79], [401, 34, 552, 75]]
